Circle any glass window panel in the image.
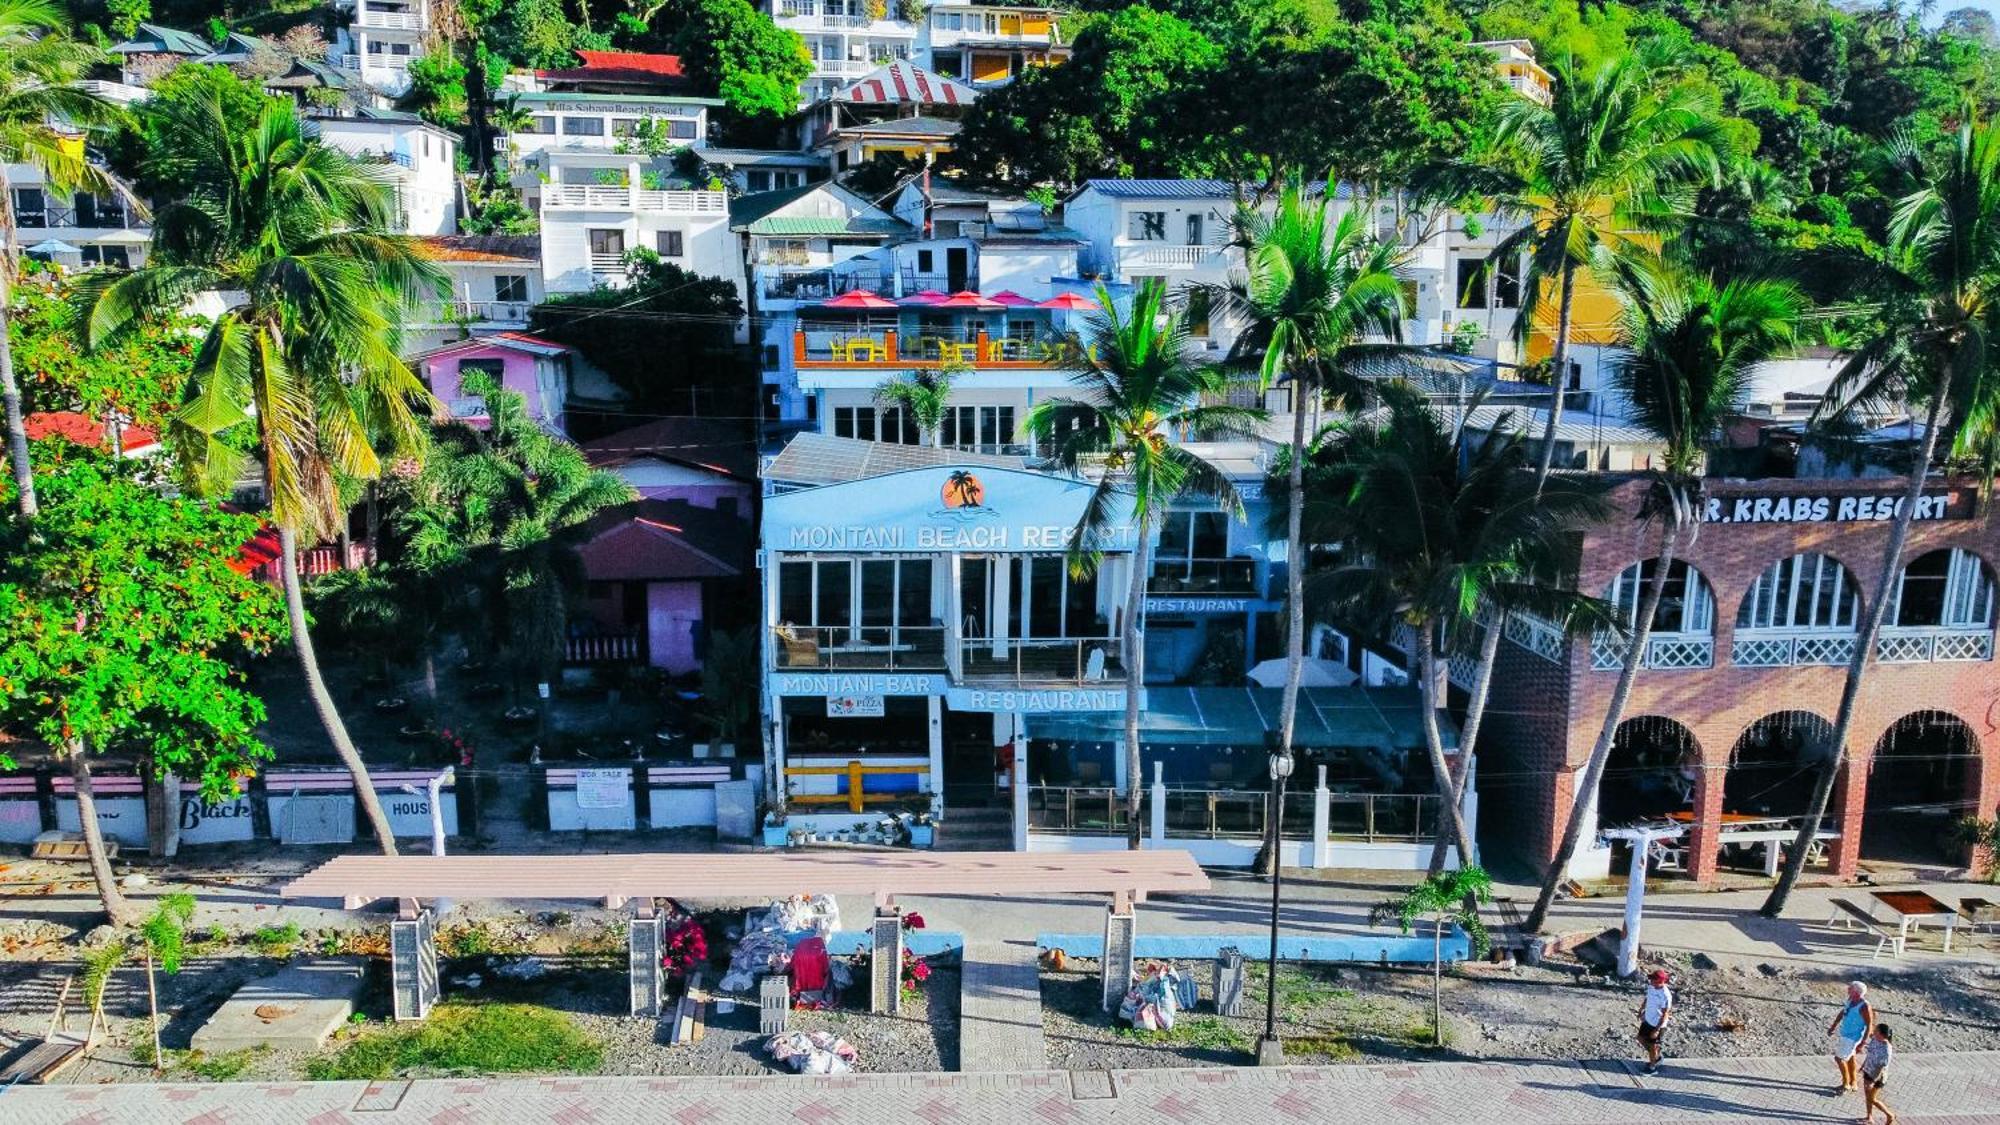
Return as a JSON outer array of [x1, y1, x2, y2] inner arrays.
[[898, 560, 933, 627], [818, 561, 852, 628], [861, 560, 896, 628], [779, 561, 814, 625], [1028, 557, 1063, 637]]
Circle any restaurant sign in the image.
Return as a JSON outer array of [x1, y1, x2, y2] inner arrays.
[[771, 671, 949, 697], [1145, 596, 1263, 615], [1700, 491, 1969, 525], [828, 694, 886, 717], [766, 467, 1138, 554], [945, 687, 1132, 713]]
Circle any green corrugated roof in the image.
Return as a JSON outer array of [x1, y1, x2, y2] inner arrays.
[[111, 23, 213, 55], [748, 216, 909, 235], [1026, 686, 1445, 751]]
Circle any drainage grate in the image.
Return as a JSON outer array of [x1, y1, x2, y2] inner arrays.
[[1070, 1069, 1117, 1100], [353, 1080, 413, 1112]]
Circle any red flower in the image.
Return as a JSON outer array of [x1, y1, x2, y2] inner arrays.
[[902, 912, 926, 931]]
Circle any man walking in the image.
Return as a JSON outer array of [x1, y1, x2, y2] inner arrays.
[[1638, 968, 1673, 1075]]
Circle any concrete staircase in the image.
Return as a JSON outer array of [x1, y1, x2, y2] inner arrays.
[[938, 806, 1014, 851]]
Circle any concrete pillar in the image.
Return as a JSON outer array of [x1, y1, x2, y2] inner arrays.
[[146, 771, 180, 858], [1100, 897, 1136, 1012], [926, 695, 944, 810], [871, 903, 904, 1015], [1688, 756, 1727, 884], [1011, 726, 1029, 851], [629, 908, 665, 1017], [991, 557, 1011, 659], [390, 906, 439, 1021], [1149, 761, 1166, 846], [1311, 764, 1331, 868]]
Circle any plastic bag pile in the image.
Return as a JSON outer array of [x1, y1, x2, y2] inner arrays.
[[765, 1030, 859, 1074]]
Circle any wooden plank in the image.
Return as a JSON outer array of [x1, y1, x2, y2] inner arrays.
[[0, 1033, 88, 1085]]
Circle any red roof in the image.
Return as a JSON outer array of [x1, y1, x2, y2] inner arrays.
[[838, 61, 975, 106], [23, 411, 159, 455], [537, 50, 687, 87], [229, 523, 283, 576]]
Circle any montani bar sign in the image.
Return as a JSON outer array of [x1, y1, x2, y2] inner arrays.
[[1699, 490, 1971, 525]]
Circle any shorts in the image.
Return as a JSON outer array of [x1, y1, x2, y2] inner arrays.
[[1864, 1070, 1887, 1091], [1835, 1037, 1862, 1060], [1638, 1020, 1663, 1046]]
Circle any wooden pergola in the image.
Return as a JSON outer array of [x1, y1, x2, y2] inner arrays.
[[283, 850, 1208, 1020]]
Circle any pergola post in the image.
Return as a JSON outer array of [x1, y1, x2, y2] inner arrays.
[[1311, 765, 1331, 868], [1100, 890, 1136, 1012], [390, 900, 439, 1021], [629, 902, 665, 1018], [871, 895, 903, 1015]]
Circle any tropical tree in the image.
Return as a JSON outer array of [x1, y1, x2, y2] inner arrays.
[[1424, 50, 1732, 490], [1313, 384, 1610, 873], [1764, 120, 2000, 916], [874, 365, 959, 448], [1211, 178, 1409, 871], [1372, 865, 1493, 1047], [0, 455, 286, 924], [396, 372, 635, 694], [1026, 280, 1264, 848], [0, 0, 122, 517], [1525, 261, 1803, 933], [75, 93, 448, 855]]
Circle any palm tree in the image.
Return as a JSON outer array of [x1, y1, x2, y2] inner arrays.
[[399, 372, 635, 694], [1764, 120, 2000, 916], [1314, 383, 1611, 873], [1372, 865, 1494, 1047], [76, 94, 447, 855], [0, 0, 121, 517], [875, 364, 959, 448], [1026, 280, 1264, 849], [1523, 260, 1804, 933], [1425, 51, 1731, 490], [1211, 178, 1410, 872]]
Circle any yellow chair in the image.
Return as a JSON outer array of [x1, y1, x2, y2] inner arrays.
[[841, 338, 886, 363]]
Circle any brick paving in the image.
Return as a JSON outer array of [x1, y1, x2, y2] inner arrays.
[[9, 1052, 2000, 1123], [957, 940, 1047, 1073]]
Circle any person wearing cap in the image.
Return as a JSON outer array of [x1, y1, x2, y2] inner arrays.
[[1828, 981, 1875, 1092], [1637, 968, 1673, 1075]]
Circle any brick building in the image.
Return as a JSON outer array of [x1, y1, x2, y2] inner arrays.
[[1480, 474, 2000, 884]]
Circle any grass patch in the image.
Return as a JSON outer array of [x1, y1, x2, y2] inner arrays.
[[1286, 1032, 1360, 1061], [304, 1003, 604, 1080], [248, 923, 303, 958], [184, 1048, 260, 1081]]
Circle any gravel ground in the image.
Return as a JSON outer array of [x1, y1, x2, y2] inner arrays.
[[1043, 952, 2000, 1070]]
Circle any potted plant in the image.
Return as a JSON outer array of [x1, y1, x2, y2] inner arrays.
[[762, 810, 790, 848], [909, 811, 937, 849]]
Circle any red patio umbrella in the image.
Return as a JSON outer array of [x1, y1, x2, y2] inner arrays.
[[818, 289, 898, 309], [1037, 292, 1101, 310], [935, 290, 1000, 308], [987, 290, 1038, 307], [900, 288, 950, 305]]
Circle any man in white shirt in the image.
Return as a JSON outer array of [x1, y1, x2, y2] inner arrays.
[[1637, 968, 1673, 1075]]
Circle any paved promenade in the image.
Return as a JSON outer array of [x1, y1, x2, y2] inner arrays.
[[957, 939, 1047, 1073], [11, 1052, 2000, 1124]]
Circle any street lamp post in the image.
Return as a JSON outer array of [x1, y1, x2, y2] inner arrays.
[[1257, 732, 1294, 1066]]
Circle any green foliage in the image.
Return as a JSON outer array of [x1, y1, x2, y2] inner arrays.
[[530, 257, 748, 411], [668, 0, 812, 123], [80, 941, 126, 1010], [0, 455, 286, 781], [305, 1002, 605, 1079], [108, 63, 276, 203], [105, 0, 149, 40], [181, 1048, 259, 1081], [461, 183, 537, 235], [11, 265, 198, 430], [140, 893, 197, 973], [1951, 817, 2000, 880], [1375, 865, 1494, 958], [697, 627, 758, 747], [248, 922, 304, 957], [488, 0, 585, 70], [405, 51, 468, 128]]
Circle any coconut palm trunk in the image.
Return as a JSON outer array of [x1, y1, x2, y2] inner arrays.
[[1762, 393, 1947, 916], [1427, 613, 1504, 876], [281, 524, 399, 854], [1531, 263, 1578, 492], [68, 746, 135, 924], [1121, 519, 1153, 849], [1266, 374, 1310, 871], [1414, 623, 1476, 863], [1524, 512, 1679, 934]]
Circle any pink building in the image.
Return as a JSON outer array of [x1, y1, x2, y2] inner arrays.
[[413, 332, 576, 433]]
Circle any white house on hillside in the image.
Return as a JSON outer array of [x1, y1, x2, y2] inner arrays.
[[315, 113, 461, 235]]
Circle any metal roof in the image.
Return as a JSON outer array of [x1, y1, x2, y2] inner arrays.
[[1077, 179, 1349, 201], [110, 23, 212, 55], [749, 216, 911, 236], [764, 432, 1026, 487], [510, 90, 724, 107], [826, 116, 962, 140], [1027, 686, 1443, 751], [283, 850, 1210, 905], [836, 60, 977, 106], [1456, 404, 1663, 446]]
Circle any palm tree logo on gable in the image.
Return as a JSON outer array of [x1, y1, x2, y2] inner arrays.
[[942, 470, 985, 510]]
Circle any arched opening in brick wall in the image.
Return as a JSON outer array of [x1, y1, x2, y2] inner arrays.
[[1725, 711, 1836, 820], [1598, 715, 1701, 827], [1861, 711, 1983, 867]]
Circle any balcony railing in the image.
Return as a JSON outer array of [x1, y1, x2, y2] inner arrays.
[[958, 636, 1121, 685], [543, 185, 728, 213], [1731, 629, 1857, 668], [1027, 786, 1143, 836], [447, 299, 533, 323], [1026, 784, 1440, 844], [1127, 244, 1225, 269], [565, 630, 643, 665], [793, 329, 1087, 369], [1503, 611, 1567, 664], [1876, 625, 1996, 664], [771, 624, 949, 671], [1589, 631, 1715, 671], [760, 268, 886, 301], [588, 252, 626, 276], [355, 8, 426, 29], [1147, 557, 1257, 595]]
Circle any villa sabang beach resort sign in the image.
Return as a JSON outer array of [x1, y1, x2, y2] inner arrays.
[[765, 467, 1138, 554]]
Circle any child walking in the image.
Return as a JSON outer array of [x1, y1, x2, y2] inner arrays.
[[1859, 1024, 1895, 1125]]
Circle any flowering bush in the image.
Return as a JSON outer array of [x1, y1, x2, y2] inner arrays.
[[902, 912, 926, 931], [663, 917, 709, 977], [900, 948, 931, 997]]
